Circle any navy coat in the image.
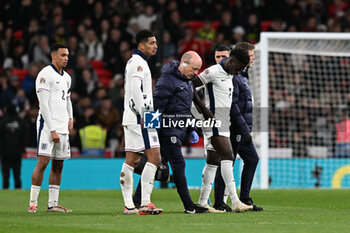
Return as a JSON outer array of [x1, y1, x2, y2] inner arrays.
[[154, 60, 194, 140], [230, 68, 253, 135]]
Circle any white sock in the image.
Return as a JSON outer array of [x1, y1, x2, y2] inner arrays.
[[48, 185, 60, 208], [120, 163, 135, 208], [223, 187, 229, 204], [198, 163, 217, 206], [29, 185, 41, 206], [141, 162, 157, 206], [220, 160, 239, 205]]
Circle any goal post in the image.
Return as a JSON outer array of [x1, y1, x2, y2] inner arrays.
[[251, 32, 350, 189]]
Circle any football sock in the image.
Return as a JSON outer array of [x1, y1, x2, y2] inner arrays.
[[29, 185, 41, 206], [121, 163, 135, 208], [141, 162, 157, 206], [223, 187, 229, 204], [198, 163, 217, 206], [220, 160, 239, 205], [48, 185, 60, 208]]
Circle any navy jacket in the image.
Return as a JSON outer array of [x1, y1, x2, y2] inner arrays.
[[230, 68, 253, 135], [154, 60, 194, 140]]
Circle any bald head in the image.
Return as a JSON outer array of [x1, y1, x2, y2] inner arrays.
[[178, 51, 202, 79]]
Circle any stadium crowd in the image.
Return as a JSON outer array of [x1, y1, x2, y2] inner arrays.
[[1, 0, 350, 158]]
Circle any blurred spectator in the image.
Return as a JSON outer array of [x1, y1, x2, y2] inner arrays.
[[0, 104, 26, 189], [3, 41, 29, 69], [267, 17, 287, 32], [71, 54, 98, 95], [136, 4, 157, 30], [14, 0, 37, 30], [66, 35, 79, 69], [108, 73, 124, 109], [162, 30, 176, 61], [302, 16, 318, 32], [104, 28, 122, 72], [79, 29, 103, 61], [24, 105, 38, 148], [178, 26, 204, 58], [106, 0, 130, 17], [126, 17, 140, 43], [231, 26, 246, 44], [164, 10, 185, 46], [95, 97, 120, 128], [79, 116, 107, 157], [45, 5, 69, 43], [11, 88, 30, 119], [21, 62, 41, 104], [328, 0, 349, 19], [23, 19, 41, 53], [98, 19, 110, 45], [197, 20, 216, 41], [335, 111, 350, 157], [0, 72, 17, 108], [216, 10, 233, 42], [92, 1, 105, 29], [112, 41, 132, 75], [75, 68, 97, 98], [245, 13, 260, 44], [0, 27, 15, 59], [182, 0, 207, 20], [92, 87, 107, 108], [32, 35, 50, 64]]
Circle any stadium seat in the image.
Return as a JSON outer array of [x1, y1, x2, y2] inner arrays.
[[260, 20, 273, 31], [186, 20, 221, 32], [12, 69, 29, 83], [90, 60, 105, 70], [96, 69, 112, 88], [13, 30, 23, 41]]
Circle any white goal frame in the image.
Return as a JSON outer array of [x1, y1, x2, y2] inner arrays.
[[259, 32, 350, 189]]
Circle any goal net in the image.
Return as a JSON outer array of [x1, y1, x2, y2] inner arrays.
[[250, 33, 350, 189]]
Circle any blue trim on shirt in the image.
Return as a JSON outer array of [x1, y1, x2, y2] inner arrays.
[[142, 128, 151, 149], [207, 83, 219, 136], [137, 115, 141, 125], [219, 58, 229, 74], [50, 64, 64, 76], [36, 115, 44, 156], [133, 49, 148, 61]]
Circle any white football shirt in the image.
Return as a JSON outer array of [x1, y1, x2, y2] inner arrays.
[[36, 64, 71, 134], [198, 63, 233, 133], [123, 51, 153, 126]]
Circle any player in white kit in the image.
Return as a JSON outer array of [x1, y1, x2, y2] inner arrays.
[[120, 30, 162, 215], [28, 44, 73, 213], [192, 47, 253, 212]]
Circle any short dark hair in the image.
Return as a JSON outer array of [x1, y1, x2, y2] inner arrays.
[[136, 30, 155, 45], [234, 42, 255, 51], [215, 44, 231, 52], [230, 48, 250, 66], [50, 43, 67, 53]]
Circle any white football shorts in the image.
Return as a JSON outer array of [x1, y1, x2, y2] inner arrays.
[[124, 125, 160, 152], [37, 129, 71, 160]]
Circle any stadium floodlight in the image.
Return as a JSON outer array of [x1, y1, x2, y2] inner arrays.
[[250, 32, 350, 189]]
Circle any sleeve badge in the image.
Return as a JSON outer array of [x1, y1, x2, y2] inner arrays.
[[137, 66, 143, 72], [40, 77, 46, 84]]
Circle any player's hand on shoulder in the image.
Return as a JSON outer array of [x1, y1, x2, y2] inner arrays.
[[51, 131, 60, 143]]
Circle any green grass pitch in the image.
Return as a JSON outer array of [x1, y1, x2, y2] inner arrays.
[[0, 189, 349, 233]]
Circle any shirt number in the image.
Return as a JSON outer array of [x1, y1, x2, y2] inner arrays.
[[62, 90, 65, 100]]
